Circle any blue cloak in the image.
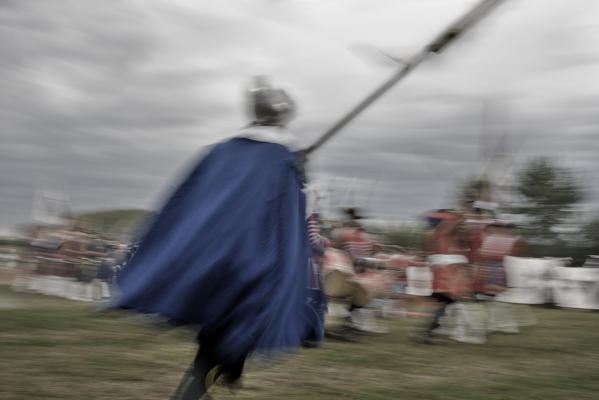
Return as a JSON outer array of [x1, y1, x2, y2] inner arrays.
[[116, 137, 322, 363]]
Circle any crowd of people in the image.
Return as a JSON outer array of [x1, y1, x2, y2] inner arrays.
[[21, 223, 131, 300]]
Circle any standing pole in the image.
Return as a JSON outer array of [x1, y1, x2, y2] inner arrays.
[[305, 0, 505, 155]]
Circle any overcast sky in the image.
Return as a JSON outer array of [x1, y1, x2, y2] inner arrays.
[[1, 0, 598, 232]]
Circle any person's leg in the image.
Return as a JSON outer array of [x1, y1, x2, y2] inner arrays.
[[419, 294, 454, 343], [219, 356, 246, 389], [175, 348, 218, 400], [427, 301, 449, 330], [171, 352, 216, 399], [170, 365, 194, 400], [171, 333, 219, 400]]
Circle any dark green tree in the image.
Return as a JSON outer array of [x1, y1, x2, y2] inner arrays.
[[515, 157, 583, 240]]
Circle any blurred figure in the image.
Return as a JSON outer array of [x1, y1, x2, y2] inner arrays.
[[326, 207, 384, 333], [333, 207, 377, 273], [115, 77, 323, 399], [418, 206, 526, 344], [95, 245, 128, 299], [304, 211, 330, 346], [304, 184, 332, 335], [419, 210, 467, 343]]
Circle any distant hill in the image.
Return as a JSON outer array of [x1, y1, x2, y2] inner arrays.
[[76, 209, 153, 240]]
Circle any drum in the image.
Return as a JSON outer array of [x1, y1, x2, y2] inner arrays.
[[322, 248, 356, 298], [352, 270, 390, 307], [322, 249, 390, 307], [477, 234, 526, 263], [472, 234, 523, 295]]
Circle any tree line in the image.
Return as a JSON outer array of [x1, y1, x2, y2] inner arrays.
[[382, 157, 599, 266]]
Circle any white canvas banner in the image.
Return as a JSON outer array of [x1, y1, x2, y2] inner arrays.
[[497, 256, 554, 304], [552, 267, 599, 310]]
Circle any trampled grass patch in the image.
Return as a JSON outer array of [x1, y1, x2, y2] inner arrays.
[[2, 286, 599, 399]]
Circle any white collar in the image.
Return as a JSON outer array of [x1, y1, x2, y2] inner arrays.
[[235, 125, 300, 152]]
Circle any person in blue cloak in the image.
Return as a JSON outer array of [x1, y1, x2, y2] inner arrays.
[[115, 77, 324, 399]]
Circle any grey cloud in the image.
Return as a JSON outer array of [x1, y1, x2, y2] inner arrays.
[[1, 0, 598, 231]]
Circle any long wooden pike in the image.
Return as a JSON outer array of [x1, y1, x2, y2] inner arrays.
[[304, 0, 505, 155]]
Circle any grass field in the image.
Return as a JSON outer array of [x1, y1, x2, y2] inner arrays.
[[2, 286, 599, 400]]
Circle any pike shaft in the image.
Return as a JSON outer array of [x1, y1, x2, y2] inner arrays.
[[305, 0, 504, 155]]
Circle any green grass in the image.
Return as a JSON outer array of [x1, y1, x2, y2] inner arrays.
[[2, 286, 599, 399]]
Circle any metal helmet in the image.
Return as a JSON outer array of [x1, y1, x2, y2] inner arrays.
[[247, 76, 296, 126]]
